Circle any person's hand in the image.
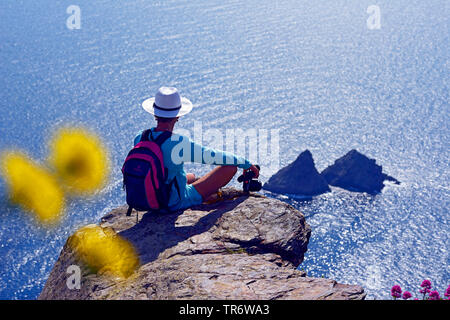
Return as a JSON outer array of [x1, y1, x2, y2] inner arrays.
[[244, 165, 260, 179]]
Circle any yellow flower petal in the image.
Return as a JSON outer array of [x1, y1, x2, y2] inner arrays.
[[49, 127, 109, 195], [1, 151, 65, 225], [68, 225, 140, 279]]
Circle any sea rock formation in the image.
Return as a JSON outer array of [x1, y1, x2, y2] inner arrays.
[[263, 150, 331, 196], [39, 188, 365, 300], [321, 149, 399, 195]]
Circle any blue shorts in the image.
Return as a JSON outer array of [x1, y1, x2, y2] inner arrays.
[[169, 184, 203, 211]]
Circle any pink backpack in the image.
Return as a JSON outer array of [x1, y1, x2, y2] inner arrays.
[[122, 129, 173, 218]]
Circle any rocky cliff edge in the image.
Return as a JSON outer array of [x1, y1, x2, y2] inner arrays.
[[39, 188, 365, 300]]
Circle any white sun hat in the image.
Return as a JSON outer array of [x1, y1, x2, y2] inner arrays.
[[142, 87, 193, 118]]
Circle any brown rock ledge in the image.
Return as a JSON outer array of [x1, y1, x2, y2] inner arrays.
[[39, 188, 365, 300]]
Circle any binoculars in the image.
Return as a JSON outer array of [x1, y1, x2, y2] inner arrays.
[[237, 165, 262, 193]]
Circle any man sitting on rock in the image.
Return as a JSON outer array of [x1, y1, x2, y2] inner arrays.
[[134, 87, 260, 211]]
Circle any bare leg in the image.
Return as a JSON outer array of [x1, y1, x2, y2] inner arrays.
[[192, 166, 237, 201]]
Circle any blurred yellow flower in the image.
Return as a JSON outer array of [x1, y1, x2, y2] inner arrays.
[[1, 152, 65, 224], [68, 224, 140, 279], [49, 127, 109, 195]]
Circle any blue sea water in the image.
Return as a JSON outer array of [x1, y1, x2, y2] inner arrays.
[[0, 0, 448, 299]]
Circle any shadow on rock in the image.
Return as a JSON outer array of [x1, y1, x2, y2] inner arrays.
[[118, 195, 248, 265]]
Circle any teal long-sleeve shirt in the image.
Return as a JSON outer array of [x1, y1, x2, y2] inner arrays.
[[134, 128, 252, 208]]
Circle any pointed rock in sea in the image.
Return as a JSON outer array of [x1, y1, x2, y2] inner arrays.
[[321, 149, 399, 195], [263, 150, 331, 196]]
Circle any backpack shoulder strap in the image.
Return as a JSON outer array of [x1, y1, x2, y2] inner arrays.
[[126, 205, 133, 216], [140, 129, 152, 142], [154, 131, 172, 146]]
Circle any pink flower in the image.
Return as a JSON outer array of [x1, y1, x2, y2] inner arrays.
[[419, 288, 431, 294], [420, 279, 432, 289], [420, 279, 432, 295], [391, 285, 402, 299], [402, 291, 412, 300], [429, 290, 440, 300], [445, 285, 450, 298]]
